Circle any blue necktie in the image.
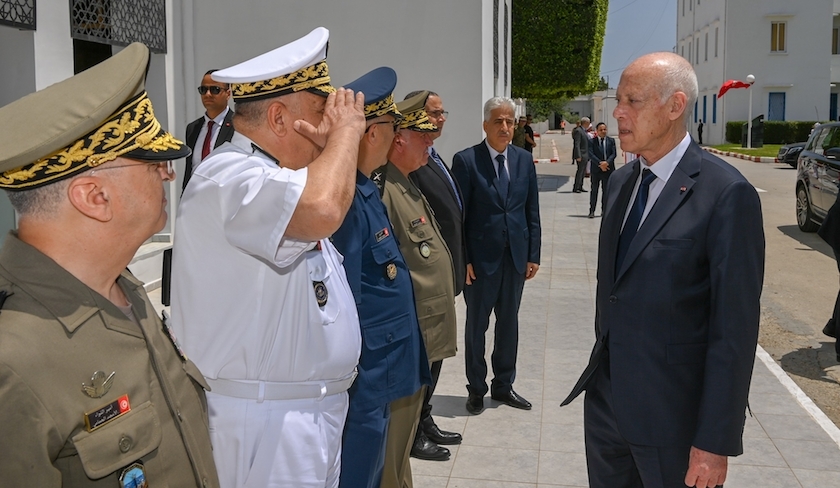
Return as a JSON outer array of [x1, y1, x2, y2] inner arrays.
[[615, 168, 656, 273], [430, 147, 462, 210], [495, 154, 509, 200]]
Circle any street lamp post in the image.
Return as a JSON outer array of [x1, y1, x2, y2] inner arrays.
[[746, 74, 755, 149]]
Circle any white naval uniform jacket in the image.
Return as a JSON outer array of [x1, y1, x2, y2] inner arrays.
[[170, 132, 361, 385]]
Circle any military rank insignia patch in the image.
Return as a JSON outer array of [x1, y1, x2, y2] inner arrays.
[[410, 217, 426, 228], [375, 228, 389, 242]]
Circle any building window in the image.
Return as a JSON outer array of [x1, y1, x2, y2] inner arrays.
[[681, 43, 685, 58], [504, 2, 508, 93], [0, 0, 36, 29], [704, 32, 708, 61], [70, 0, 167, 53], [689, 0, 692, 11], [689, 41, 692, 65], [694, 100, 698, 123], [768, 92, 786, 121], [493, 0, 499, 92], [712, 95, 717, 123], [703, 95, 707, 123], [834, 28, 839, 55], [715, 27, 719, 57], [771, 21, 786, 53], [682, 0, 685, 17], [695, 37, 699, 64]]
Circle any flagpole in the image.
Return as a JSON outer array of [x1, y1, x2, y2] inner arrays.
[[746, 74, 755, 149]]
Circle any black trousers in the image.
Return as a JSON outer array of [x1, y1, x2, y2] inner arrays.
[[584, 353, 722, 488], [589, 170, 611, 215], [420, 360, 442, 420], [573, 159, 587, 191], [464, 249, 525, 397]]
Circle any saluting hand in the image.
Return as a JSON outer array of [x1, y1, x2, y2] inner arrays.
[[294, 88, 366, 149]]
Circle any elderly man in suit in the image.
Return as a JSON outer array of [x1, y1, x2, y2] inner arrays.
[[587, 122, 617, 218], [406, 90, 465, 460], [572, 116, 591, 193], [452, 97, 541, 415], [182, 69, 235, 192], [561, 52, 764, 488]]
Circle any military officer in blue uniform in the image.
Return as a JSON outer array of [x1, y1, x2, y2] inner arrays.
[[332, 67, 430, 488]]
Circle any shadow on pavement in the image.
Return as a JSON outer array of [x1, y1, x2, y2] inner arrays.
[[537, 174, 567, 192], [777, 224, 834, 260]]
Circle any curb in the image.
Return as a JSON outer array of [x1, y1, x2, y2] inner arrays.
[[703, 146, 779, 164]]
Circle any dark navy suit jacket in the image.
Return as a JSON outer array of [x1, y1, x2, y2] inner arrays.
[[183, 109, 235, 192], [452, 141, 541, 277], [564, 141, 765, 456], [588, 135, 617, 172]]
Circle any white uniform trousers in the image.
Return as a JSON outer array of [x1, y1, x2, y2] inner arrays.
[[207, 391, 349, 488]]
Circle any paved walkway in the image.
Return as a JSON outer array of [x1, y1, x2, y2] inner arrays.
[[408, 132, 840, 487], [146, 131, 840, 487]]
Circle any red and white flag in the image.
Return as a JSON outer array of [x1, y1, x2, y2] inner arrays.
[[718, 80, 752, 98]]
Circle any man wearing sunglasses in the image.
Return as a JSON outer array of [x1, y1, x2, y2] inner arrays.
[[183, 69, 235, 192]]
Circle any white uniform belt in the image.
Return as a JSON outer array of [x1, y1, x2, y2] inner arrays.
[[205, 370, 358, 403]]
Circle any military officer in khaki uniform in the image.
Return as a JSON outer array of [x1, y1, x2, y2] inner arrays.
[[375, 91, 457, 488], [0, 43, 220, 487]]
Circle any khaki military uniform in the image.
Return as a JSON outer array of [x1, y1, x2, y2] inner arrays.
[[0, 234, 219, 487], [377, 162, 456, 488]]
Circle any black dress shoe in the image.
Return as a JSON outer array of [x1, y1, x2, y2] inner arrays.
[[421, 416, 462, 445], [579, 188, 588, 192], [491, 390, 532, 410], [410, 430, 450, 461], [466, 393, 484, 415], [588, 212, 595, 219]]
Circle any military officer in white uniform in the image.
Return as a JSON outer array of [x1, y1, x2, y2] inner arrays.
[[171, 27, 366, 488]]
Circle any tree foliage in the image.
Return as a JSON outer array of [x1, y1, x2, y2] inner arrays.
[[526, 98, 571, 122], [512, 0, 608, 99]]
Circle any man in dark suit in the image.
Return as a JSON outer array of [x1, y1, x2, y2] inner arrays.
[[587, 122, 616, 218], [452, 97, 541, 415], [561, 52, 765, 488], [183, 69, 235, 192], [407, 90, 465, 459], [572, 116, 591, 192]]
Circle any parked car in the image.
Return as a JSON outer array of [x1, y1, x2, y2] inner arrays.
[[796, 122, 840, 232], [777, 142, 806, 168]]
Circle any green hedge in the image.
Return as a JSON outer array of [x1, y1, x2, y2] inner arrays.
[[725, 121, 824, 144], [512, 0, 608, 98]]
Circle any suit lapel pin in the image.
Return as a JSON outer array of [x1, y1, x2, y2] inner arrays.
[[680, 186, 687, 194], [82, 371, 116, 398]]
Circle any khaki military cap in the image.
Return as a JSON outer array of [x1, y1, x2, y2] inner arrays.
[[395, 91, 437, 132], [0, 42, 189, 190]]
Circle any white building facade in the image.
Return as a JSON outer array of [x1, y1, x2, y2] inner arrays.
[[677, 0, 839, 145], [0, 0, 511, 287]]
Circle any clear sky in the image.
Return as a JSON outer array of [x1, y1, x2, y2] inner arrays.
[[599, 0, 678, 87]]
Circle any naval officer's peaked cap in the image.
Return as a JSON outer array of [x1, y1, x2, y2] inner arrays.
[[214, 27, 336, 103], [0, 42, 189, 190]]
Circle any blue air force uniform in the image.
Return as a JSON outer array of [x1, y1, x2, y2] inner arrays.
[[333, 67, 430, 488]]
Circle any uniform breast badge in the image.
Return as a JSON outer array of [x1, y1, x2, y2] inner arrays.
[[84, 394, 131, 431], [82, 371, 115, 398], [119, 461, 148, 488], [313, 281, 328, 307], [386, 263, 398, 280], [419, 242, 431, 258]]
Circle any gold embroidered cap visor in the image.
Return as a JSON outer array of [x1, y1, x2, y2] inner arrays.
[[0, 42, 189, 191], [213, 27, 336, 103], [395, 91, 437, 132]]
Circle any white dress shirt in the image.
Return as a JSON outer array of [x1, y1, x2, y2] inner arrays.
[[621, 133, 692, 231], [191, 106, 231, 170]]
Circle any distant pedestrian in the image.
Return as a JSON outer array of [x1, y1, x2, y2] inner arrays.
[[524, 114, 536, 154], [587, 122, 616, 218], [698, 119, 704, 145], [572, 117, 591, 192], [560, 118, 567, 134]]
